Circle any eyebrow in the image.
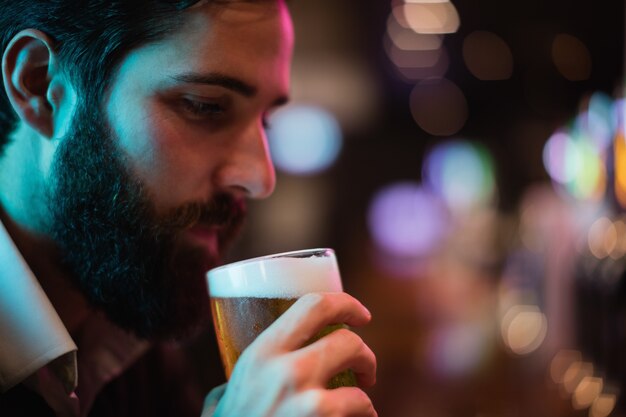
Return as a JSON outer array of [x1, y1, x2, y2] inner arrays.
[[170, 72, 290, 106]]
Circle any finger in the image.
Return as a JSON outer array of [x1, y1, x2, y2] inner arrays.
[[315, 387, 377, 417], [257, 292, 372, 352], [278, 388, 376, 417], [201, 383, 227, 417], [293, 328, 377, 388]]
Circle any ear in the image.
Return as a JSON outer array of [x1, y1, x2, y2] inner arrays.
[[2, 29, 63, 139]]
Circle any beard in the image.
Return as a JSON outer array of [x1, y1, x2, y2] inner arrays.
[[46, 101, 246, 341]]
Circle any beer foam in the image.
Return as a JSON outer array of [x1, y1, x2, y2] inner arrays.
[[207, 252, 343, 298]]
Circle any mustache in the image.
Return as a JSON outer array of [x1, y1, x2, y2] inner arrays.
[[156, 193, 247, 233]]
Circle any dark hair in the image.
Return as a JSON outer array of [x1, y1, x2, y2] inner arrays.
[[0, 0, 204, 154]]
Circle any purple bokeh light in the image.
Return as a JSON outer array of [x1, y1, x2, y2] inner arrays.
[[367, 182, 449, 257]]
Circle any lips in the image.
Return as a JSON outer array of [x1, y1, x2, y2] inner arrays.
[[185, 225, 220, 255]]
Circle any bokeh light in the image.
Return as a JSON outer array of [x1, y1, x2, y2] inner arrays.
[[562, 361, 595, 394], [396, 2, 460, 34], [610, 218, 626, 259], [410, 78, 468, 136], [543, 131, 580, 184], [423, 140, 496, 211], [568, 138, 605, 200], [390, 46, 450, 81], [614, 105, 626, 208], [367, 182, 449, 257], [573, 377, 604, 410], [387, 13, 443, 51], [384, 1, 459, 82], [385, 38, 445, 68], [615, 98, 625, 137], [500, 305, 548, 355], [584, 92, 615, 151], [267, 104, 342, 175], [384, 10, 449, 81], [462, 30, 513, 80], [588, 217, 617, 259], [590, 394, 617, 417], [552, 33, 592, 81], [542, 130, 606, 201], [404, 0, 450, 3], [549, 352, 609, 408], [551, 350, 583, 384], [427, 322, 492, 378], [540, 95, 626, 203]]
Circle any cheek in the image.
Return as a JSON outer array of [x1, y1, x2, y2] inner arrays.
[[126, 109, 215, 209]]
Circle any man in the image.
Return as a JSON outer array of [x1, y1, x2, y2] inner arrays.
[[0, 1, 377, 416]]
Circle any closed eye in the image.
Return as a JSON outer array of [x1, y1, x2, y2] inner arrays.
[[181, 98, 225, 119]]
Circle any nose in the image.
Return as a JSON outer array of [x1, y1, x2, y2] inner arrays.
[[213, 122, 276, 199]]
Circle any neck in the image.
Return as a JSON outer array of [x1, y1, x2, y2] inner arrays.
[[0, 127, 91, 332], [0, 123, 56, 234], [0, 204, 92, 332]]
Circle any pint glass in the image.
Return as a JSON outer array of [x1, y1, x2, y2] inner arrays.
[[207, 248, 356, 388]]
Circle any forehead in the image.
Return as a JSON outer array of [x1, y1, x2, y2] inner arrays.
[[108, 1, 293, 93], [186, 1, 292, 53], [184, 1, 293, 73]]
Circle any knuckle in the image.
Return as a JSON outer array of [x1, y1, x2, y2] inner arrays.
[[330, 328, 362, 353], [299, 292, 362, 326], [332, 327, 356, 344], [262, 353, 316, 391], [301, 292, 330, 314], [286, 356, 310, 388], [301, 390, 325, 416], [313, 391, 332, 416], [261, 356, 301, 390], [317, 389, 374, 417], [303, 292, 326, 306]]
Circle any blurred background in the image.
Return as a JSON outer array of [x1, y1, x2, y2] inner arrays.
[[203, 1, 626, 416]]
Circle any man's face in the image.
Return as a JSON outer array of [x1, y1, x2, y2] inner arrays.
[[47, 1, 293, 340]]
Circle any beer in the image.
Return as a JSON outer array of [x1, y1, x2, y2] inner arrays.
[[207, 249, 356, 388], [210, 296, 296, 377]]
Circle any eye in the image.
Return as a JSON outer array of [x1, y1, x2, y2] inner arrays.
[[180, 98, 225, 119]]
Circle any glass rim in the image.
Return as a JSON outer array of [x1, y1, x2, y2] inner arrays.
[[208, 248, 334, 275]]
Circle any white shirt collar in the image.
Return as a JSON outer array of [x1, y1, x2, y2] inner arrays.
[[0, 220, 77, 392]]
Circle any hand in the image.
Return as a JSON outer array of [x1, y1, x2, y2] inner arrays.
[[209, 292, 377, 417], [202, 384, 226, 417]]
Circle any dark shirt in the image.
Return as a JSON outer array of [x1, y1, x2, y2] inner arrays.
[[0, 332, 226, 417]]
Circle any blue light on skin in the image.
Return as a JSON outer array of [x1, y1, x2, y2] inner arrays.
[[266, 104, 342, 175], [367, 182, 449, 257]]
